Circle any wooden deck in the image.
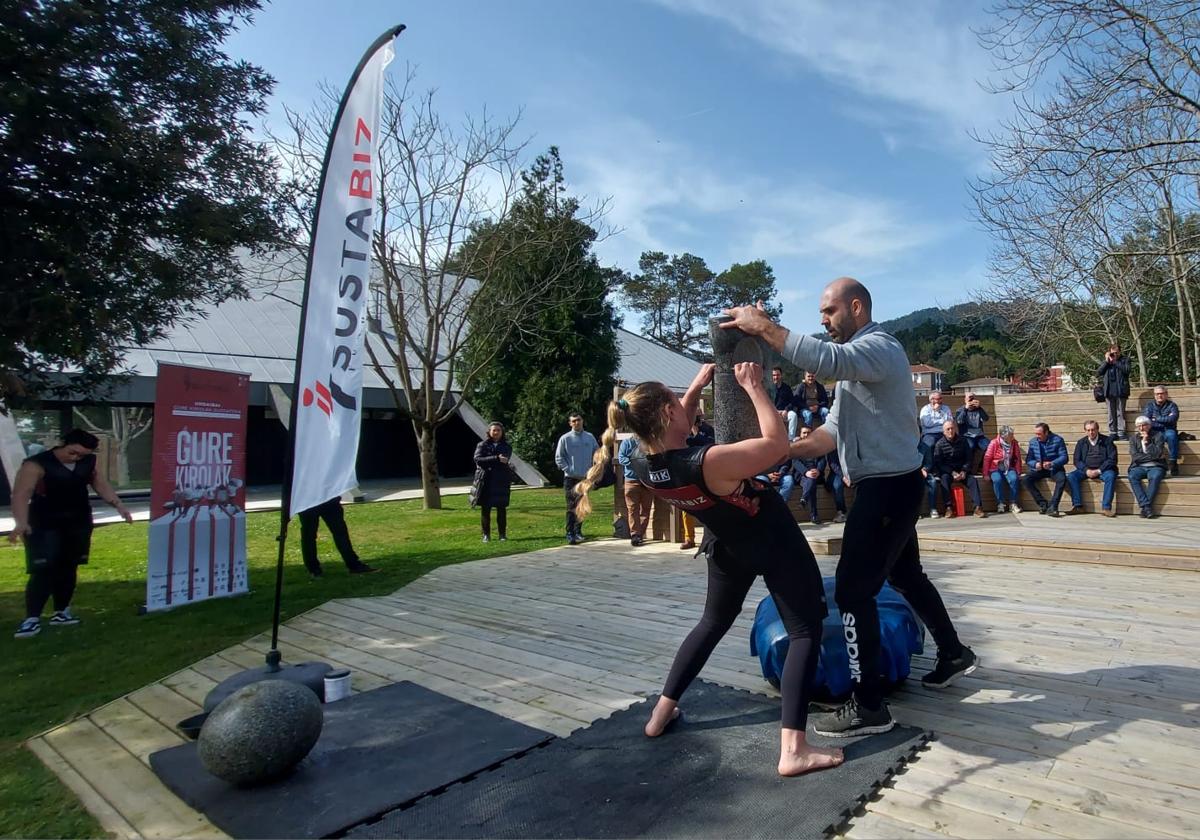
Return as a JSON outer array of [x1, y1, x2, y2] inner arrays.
[[28, 537, 1200, 839]]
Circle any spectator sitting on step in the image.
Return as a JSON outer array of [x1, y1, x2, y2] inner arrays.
[[932, 419, 987, 518], [823, 448, 849, 524], [761, 456, 796, 505], [982, 425, 1023, 513], [1128, 416, 1169, 519], [771, 366, 799, 439], [792, 427, 825, 524], [1022, 422, 1069, 517], [795, 371, 830, 429], [918, 435, 943, 519], [1064, 420, 1118, 518], [954, 392, 990, 472], [918, 390, 954, 454], [1144, 386, 1181, 476]]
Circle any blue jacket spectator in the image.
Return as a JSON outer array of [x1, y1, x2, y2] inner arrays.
[[1025, 430, 1068, 470], [617, 435, 641, 483], [1145, 386, 1181, 472], [1022, 423, 1069, 515]]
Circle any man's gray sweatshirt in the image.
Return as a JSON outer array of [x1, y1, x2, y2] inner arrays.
[[555, 430, 599, 479], [784, 322, 921, 483]]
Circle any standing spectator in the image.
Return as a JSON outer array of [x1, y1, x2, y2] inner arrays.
[[793, 427, 825, 524], [618, 434, 653, 546], [1022, 422, 1069, 516], [695, 411, 715, 441], [680, 420, 714, 551], [1144, 386, 1181, 476], [823, 449, 849, 524], [954, 392, 990, 472], [932, 420, 986, 518], [771, 367, 799, 438], [299, 497, 375, 576], [473, 422, 514, 542], [1097, 342, 1131, 440], [918, 391, 953, 453], [1128, 416, 1169, 518], [982, 425, 1023, 513], [796, 371, 830, 428], [1064, 420, 1118, 517], [555, 412, 599, 545], [9, 430, 133, 639]]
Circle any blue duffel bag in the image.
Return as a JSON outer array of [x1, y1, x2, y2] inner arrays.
[[749, 577, 925, 700]]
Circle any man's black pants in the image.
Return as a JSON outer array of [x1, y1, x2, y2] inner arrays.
[[298, 498, 361, 572], [836, 469, 963, 710]]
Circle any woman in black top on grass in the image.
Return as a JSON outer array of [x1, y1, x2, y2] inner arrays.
[[9, 429, 133, 639], [575, 362, 842, 776]]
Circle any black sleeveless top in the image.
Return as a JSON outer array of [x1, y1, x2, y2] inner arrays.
[[28, 449, 96, 530], [629, 444, 822, 579]]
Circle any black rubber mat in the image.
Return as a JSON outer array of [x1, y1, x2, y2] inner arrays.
[[149, 681, 553, 839], [349, 680, 930, 839]]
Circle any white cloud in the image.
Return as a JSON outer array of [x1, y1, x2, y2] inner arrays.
[[567, 115, 948, 276], [649, 0, 1002, 150]]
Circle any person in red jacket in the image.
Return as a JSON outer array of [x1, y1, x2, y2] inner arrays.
[[982, 425, 1023, 513]]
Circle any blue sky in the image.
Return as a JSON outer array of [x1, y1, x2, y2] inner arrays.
[[226, 0, 1013, 327]]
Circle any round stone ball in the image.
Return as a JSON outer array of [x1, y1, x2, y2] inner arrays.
[[198, 679, 324, 786]]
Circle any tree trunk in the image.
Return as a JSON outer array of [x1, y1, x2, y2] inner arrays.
[[416, 423, 442, 509], [1160, 192, 1192, 384]]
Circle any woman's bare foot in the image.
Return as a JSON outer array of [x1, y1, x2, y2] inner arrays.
[[778, 728, 844, 776], [644, 697, 681, 737]]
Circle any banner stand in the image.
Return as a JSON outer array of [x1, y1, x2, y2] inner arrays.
[[200, 24, 404, 714]]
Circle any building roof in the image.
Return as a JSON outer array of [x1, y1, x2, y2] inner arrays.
[[910, 364, 945, 374], [114, 269, 701, 394], [950, 377, 1011, 388], [615, 329, 703, 391]]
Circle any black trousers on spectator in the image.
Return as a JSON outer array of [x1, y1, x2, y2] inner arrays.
[[481, 505, 507, 538], [563, 477, 584, 537], [835, 469, 964, 711], [1022, 468, 1066, 510], [299, 498, 360, 572], [24, 527, 90, 617], [939, 473, 982, 510]]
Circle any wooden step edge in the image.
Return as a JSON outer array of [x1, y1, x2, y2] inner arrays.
[[920, 533, 1199, 559]]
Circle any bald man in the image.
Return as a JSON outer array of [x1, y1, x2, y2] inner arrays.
[[725, 278, 976, 738]]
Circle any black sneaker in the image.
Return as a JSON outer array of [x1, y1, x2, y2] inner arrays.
[[921, 647, 979, 689], [347, 563, 378, 575], [307, 566, 324, 579], [1038, 504, 1049, 515], [14, 618, 41, 639], [49, 609, 81, 626], [812, 697, 894, 737]]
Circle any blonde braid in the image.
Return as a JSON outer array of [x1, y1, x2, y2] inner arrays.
[[575, 402, 624, 519]]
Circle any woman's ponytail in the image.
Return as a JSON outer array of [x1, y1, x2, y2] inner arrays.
[[574, 401, 625, 519]]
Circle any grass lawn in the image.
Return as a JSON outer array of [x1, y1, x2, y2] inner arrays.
[[0, 486, 609, 839]]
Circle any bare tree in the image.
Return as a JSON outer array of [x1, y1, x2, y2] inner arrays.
[[274, 68, 610, 507]]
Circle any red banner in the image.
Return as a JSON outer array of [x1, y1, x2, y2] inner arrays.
[[146, 363, 250, 611]]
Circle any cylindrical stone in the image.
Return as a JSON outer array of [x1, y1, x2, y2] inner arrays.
[[708, 316, 772, 444]]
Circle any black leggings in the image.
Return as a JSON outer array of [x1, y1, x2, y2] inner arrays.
[[662, 546, 824, 731], [481, 505, 507, 538], [836, 469, 963, 710], [26, 561, 78, 617]]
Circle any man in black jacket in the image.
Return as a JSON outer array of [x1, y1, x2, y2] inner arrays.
[[771, 366, 798, 438], [932, 420, 986, 518], [1064, 421, 1118, 517], [1097, 343, 1131, 441], [795, 371, 830, 428]]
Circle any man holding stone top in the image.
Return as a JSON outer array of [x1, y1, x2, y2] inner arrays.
[[723, 277, 977, 738]]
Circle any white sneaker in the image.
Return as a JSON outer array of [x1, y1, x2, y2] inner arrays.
[[14, 618, 41, 639], [832, 512, 847, 524], [930, 510, 940, 519]]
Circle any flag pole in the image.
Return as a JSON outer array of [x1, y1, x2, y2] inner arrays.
[[268, 23, 406, 669]]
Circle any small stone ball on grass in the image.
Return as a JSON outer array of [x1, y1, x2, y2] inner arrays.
[[198, 679, 323, 786]]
